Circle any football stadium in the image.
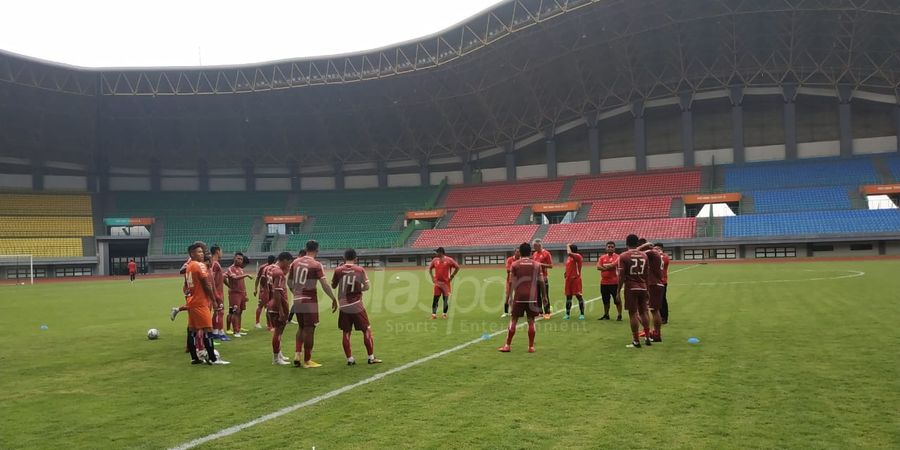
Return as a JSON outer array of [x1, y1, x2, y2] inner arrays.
[[2, 0, 900, 448]]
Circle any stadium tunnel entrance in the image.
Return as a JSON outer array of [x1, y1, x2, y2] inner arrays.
[[97, 237, 149, 276]]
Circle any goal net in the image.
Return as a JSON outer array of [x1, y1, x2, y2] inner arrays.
[[0, 254, 34, 285]]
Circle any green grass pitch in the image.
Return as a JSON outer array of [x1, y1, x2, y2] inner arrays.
[[2, 260, 899, 449]]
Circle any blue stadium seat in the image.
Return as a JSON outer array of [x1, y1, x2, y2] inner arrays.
[[886, 156, 900, 181], [750, 186, 852, 213], [724, 158, 878, 190], [724, 209, 900, 237]]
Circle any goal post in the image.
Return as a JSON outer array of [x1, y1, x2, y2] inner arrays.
[[0, 254, 34, 285]]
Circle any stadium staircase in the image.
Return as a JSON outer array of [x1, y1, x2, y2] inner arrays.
[[515, 206, 534, 224], [247, 218, 267, 253], [149, 219, 165, 255], [557, 178, 576, 202], [435, 211, 454, 229], [533, 224, 550, 242], [700, 165, 718, 193], [695, 217, 724, 239], [573, 203, 592, 222], [873, 156, 896, 183], [847, 188, 869, 210], [669, 197, 685, 217], [739, 196, 754, 214]]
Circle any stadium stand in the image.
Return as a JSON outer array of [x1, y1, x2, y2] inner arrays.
[[0, 238, 84, 258], [0, 216, 94, 237], [568, 170, 701, 200], [442, 180, 564, 208], [887, 156, 900, 181], [162, 215, 255, 255], [724, 209, 900, 237], [447, 205, 525, 228], [0, 193, 94, 257], [412, 225, 539, 248], [286, 186, 438, 251], [723, 158, 879, 191], [542, 218, 697, 244], [585, 196, 673, 221], [749, 186, 853, 214], [0, 193, 92, 216]]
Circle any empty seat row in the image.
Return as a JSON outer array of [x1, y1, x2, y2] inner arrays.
[[542, 218, 697, 244], [442, 180, 565, 208], [0, 238, 83, 257], [0, 216, 94, 237], [447, 205, 525, 227], [749, 186, 852, 213], [412, 225, 540, 248], [569, 170, 701, 200], [724, 209, 900, 237], [585, 196, 673, 221], [724, 157, 879, 190], [0, 193, 92, 216]]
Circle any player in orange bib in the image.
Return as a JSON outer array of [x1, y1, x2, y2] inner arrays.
[[172, 241, 229, 365]]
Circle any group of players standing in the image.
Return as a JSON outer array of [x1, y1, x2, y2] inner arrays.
[[170, 234, 671, 367], [171, 239, 381, 368], [498, 235, 670, 351]]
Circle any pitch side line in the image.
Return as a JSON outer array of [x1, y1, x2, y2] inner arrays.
[[171, 265, 701, 449], [675, 269, 865, 286]]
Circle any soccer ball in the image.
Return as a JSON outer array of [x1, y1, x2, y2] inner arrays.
[[147, 328, 159, 340]]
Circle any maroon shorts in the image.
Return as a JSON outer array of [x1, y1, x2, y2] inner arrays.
[[338, 310, 371, 332], [228, 292, 247, 309], [648, 284, 664, 311], [564, 277, 582, 296], [624, 289, 649, 315], [433, 282, 451, 297], [257, 292, 269, 308], [511, 300, 540, 319], [291, 300, 319, 327]]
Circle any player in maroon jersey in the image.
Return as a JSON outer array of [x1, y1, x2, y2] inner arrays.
[[428, 247, 460, 319], [617, 234, 653, 348], [253, 255, 276, 330], [267, 252, 293, 365], [498, 242, 541, 353], [656, 243, 671, 324], [286, 249, 306, 325], [209, 245, 229, 341], [331, 249, 382, 366], [531, 239, 554, 320], [225, 252, 253, 338], [501, 247, 521, 318], [642, 241, 665, 342], [288, 240, 338, 368], [127, 259, 137, 283], [596, 241, 622, 321], [563, 243, 585, 320]]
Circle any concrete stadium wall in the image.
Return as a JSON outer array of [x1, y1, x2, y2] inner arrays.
[[161, 177, 199, 191], [346, 175, 379, 189], [387, 173, 420, 187], [109, 176, 151, 191], [209, 177, 244, 191], [44, 175, 87, 191], [255, 177, 291, 191], [0, 174, 32, 189], [301, 176, 335, 190]]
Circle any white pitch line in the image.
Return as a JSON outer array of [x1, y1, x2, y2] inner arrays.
[[171, 265, 701, 449], [678, 269, 865, 286]]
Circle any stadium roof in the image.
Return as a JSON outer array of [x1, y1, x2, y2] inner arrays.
[[1, 0, 899, 172]]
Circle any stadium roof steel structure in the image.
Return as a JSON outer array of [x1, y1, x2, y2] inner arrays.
[[1, 0, 899, 172]]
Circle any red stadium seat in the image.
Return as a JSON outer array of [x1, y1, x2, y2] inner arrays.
[[412, 225, 539, 248], [585, 196, 674, 221], [542, 218, 696, 244], [569, 170, 701, 200], [443, 180, 565, 208], [447, 205, 526, 227]]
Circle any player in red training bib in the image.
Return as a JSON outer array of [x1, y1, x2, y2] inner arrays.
[[642, 240, 665, 343], [225, 252, 253, 339], [596, 241, 622, 321], [428, 247, 460, 319], [656, 243, 671, 324], [532, 239, 553, 320], [208, 245, 229, 341], [331, 248, 382, 366], [127, 259, 137, 283], [288, 240, 338, 368], [267, 252, 294, 365], [564, 244, 585, 320], [253, 255, 276, 330], [617, 234, 653, 348], [501, 247, 521, 318], [499, 242, 541, 353]]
